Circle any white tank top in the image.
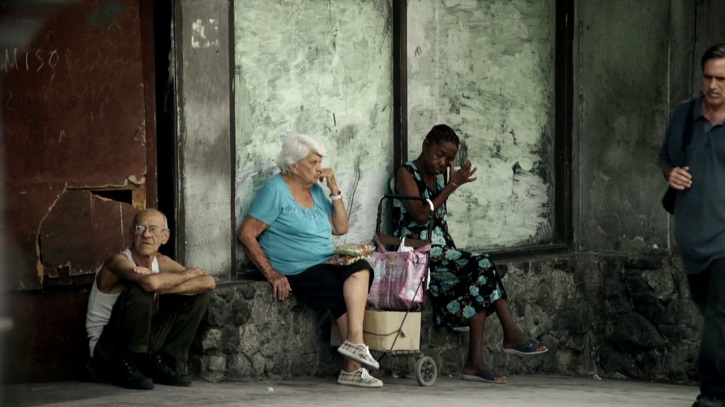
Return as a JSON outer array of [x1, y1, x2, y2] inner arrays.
[[85, 248, 159, 357]]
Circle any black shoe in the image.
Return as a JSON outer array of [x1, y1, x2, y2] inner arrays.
[[114, 352, 154, 390], [697, 395, 725, 407], [151, 353, 192, 387], [86, 359, 108, 383]]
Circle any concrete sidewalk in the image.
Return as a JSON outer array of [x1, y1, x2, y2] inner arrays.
[[2, 374, 698, 407]]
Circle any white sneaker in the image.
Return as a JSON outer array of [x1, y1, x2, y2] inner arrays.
[[337, 368, 383, 388], [337, 340, 380, 370]]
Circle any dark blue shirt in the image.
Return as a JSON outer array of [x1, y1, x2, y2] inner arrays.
[[659, 96, 725, 274]]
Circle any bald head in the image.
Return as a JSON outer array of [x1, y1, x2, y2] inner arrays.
[[132, 208, 168, 230]]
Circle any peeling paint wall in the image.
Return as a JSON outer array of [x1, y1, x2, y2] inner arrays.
[[0, 0, 149, 289], [177, 0, 233, 276], [407, 0, 556, 251], [233, 0, 393, 267]]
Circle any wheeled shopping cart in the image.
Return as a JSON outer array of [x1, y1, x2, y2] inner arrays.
[[367, 194, 437, 386]]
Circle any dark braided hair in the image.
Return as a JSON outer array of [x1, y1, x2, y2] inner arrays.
[[424, 124, 460, 147]]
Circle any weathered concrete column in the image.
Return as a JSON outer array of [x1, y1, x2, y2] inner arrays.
[[175, 0, 234, 278]]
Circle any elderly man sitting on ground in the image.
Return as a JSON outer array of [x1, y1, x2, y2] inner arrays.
[[85, 208, 216, 390]]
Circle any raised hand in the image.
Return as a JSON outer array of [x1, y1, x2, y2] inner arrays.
[[449, 161, 478, 187]]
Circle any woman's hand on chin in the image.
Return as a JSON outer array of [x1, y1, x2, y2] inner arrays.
[[319, 167, 340, 194]]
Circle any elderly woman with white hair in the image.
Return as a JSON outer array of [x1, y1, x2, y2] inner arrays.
[[238, 134, 382, 388]]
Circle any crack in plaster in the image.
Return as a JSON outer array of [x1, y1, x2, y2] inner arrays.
[[35, 183, 67, 287]]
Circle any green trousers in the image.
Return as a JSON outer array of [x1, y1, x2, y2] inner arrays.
[[91, 282, 210, 371]]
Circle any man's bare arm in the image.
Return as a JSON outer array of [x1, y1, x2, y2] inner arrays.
[[158, 274, 216, 295], [99, 253, 215, 295], [153, 256, 216, 295], [97, 253, 148, 293]]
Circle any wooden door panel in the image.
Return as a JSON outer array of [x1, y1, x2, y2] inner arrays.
[[1, 0, 151, 289], [2, 0, 146, 184], [40, 189, 137, 287], [3, 183, 66, 290]]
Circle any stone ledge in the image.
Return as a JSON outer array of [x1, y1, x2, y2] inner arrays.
[[191, 254, 699, 384], [189, 280, 341, 382]]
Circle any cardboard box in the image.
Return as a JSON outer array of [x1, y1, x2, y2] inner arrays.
[[331, 310, 421, 352]]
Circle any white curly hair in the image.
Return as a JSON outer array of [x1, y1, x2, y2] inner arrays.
[[277, 134, 327, 174]]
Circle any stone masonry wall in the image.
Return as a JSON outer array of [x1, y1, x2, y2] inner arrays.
[[189, 281, 340, 382], [191, 253, 700, 384]]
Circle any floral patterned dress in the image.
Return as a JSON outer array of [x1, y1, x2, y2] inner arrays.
[[392, 162, 507, 328]]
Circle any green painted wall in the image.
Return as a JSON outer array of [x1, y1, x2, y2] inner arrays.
[[407, 0, 556, 250], [234, 0, 393, 266], [234, 0, 557, 260]]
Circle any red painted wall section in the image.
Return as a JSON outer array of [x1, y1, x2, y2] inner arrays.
[[1, 0, 148, 289], [39, 190, 137, 287]]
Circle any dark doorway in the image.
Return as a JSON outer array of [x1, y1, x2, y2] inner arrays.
[[154, 0, 177, 259]]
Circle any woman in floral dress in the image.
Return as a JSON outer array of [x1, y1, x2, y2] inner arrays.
[[392, 124, 548, 384]]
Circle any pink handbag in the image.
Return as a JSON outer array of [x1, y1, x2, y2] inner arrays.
[[368, 234, 431, 310]]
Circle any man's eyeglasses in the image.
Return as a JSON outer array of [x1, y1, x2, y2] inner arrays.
[[133, 224, 167, 236]]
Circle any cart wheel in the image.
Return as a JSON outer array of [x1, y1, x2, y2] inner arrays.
[[414, 356, 437, 386]]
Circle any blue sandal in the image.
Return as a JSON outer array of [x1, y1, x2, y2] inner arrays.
[[503, 338, 548, 356]]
